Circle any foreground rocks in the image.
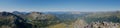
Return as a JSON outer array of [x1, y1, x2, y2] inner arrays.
[[73, 19, 120, 28], [84, 22, 120, 28]]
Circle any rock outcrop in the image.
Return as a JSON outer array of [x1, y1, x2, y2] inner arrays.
[[85, 22, 120, 28]]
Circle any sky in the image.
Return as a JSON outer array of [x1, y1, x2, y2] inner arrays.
[[0, 0, 120, 12]]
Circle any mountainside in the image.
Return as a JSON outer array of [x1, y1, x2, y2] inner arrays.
[[0, 12, 29, 28], [0, 11, 120, 28]]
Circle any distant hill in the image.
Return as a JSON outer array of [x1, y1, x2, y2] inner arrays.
[[79, 11, 120, 23]]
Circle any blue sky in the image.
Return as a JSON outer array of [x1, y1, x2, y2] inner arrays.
[[0, 0, 120, 12]]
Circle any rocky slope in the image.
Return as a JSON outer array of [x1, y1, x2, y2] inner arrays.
[[84, 22, 120, 28]]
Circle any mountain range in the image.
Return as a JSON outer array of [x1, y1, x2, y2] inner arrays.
[[0, 11, 120, 28]]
